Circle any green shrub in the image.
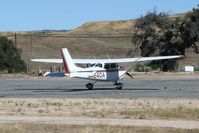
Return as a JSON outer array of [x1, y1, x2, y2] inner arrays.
[[134, 64, 152, 72], [0, 36, 26, 73]]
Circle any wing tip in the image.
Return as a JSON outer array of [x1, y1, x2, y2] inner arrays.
[[30, 59, 36, 62], [179, 55, 186, 59]]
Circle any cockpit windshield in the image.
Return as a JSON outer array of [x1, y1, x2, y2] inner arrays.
[[90, 63, 96, 67], [95, 63, 103, 68]]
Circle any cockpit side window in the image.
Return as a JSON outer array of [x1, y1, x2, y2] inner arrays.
[[95, 63, 102, 68], [104, 64, 109, 69]]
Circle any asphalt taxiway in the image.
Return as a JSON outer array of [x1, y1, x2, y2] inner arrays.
[[0, 77, 199, 98]]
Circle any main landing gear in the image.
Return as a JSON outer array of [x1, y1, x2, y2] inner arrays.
[[85, 81, 97, 90], [85, 81, 123, 90], [85, 83, 94, 90]]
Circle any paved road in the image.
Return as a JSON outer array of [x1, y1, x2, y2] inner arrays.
[[0, 77, 199, 98]]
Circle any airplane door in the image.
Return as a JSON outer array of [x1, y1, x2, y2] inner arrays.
[[105, 63, 119, 81]]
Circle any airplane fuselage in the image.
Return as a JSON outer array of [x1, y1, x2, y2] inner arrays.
[[68, 67, 126, 81]]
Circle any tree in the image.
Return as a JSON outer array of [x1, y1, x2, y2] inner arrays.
[[132, 9, 171, 57], [0, 35, 26, 73], [132, 6, 199, 71], [133, 10, 179, 71], [181, 5, 199, 53]]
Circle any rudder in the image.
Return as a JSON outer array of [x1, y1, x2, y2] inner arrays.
[[61, 48, 81, 73]]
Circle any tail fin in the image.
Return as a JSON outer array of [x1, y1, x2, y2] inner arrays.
[[61, 48, 81, 73]]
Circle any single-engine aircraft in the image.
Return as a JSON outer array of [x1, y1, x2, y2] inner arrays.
[[31, 48, 184, 90]]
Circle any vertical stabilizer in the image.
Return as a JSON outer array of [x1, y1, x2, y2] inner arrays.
[[61, 48, 81, 73]]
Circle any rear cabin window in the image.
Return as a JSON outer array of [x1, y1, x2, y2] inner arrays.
[[104, 64, 109, 69], [111, 64, 116, 69]]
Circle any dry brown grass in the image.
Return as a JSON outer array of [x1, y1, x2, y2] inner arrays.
[[1, 32, 133, 71], [119, 108, 199, 120], [73, 20, 135, 34], [0, 99, 199, 132], [2, 31, 199, 72], [0, 123, 198, 133], [0, 98, 199, 120]]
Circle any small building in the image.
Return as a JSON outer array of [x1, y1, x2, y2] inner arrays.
[[185, 66, 194, 72]]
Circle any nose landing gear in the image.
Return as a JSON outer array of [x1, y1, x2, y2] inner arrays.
[[113, 81, 123, 90]]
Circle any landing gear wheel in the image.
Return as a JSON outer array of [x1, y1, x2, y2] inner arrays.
[[114, 83, 123, 90], [86, 83, 93, 90]]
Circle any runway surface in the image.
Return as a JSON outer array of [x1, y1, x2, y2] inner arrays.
[[0, 77, 199, 98]]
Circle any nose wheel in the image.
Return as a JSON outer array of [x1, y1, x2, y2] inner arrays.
[[113, 81, 123, 90], [85, 83, 94, 90]]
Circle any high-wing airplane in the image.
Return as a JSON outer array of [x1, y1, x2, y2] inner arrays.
[[31, 48, 184, 90]]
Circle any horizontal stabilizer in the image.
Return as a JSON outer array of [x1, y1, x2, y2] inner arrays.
[[30, 59, 63, 63]]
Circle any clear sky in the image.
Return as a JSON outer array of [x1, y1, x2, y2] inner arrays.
[[0, 0, 198, 31]]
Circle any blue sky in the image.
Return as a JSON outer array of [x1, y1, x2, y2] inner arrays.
[[0, 0, 198, 31]]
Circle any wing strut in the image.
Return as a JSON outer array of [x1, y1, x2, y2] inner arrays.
[[119, 57, 142, 79]]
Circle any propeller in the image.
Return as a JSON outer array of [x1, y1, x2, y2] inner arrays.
[[126, 72, 134, 79]]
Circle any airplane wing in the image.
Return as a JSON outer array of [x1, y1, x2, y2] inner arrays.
[[30, 59, 63, 63], [74, 55, 184, 64], [31, 55, 184, 64]]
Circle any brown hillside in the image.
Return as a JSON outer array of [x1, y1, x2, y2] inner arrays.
[[72, 20, 135, 34]]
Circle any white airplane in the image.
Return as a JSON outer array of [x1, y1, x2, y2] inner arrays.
[[31, 48, 184, 90]]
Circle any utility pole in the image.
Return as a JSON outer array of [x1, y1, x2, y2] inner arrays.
[[14, 32, 17, 48], [30, 34, 32, 52]]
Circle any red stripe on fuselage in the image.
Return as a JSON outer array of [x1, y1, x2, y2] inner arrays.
[[61, 50, 69, 73]]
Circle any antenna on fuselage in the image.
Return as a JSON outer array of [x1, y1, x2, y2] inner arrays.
[[94, 55, 96, 59], [106, 54, 110, 59]]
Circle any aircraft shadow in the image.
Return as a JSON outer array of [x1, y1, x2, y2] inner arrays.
[[14, 88, 160, 93]]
